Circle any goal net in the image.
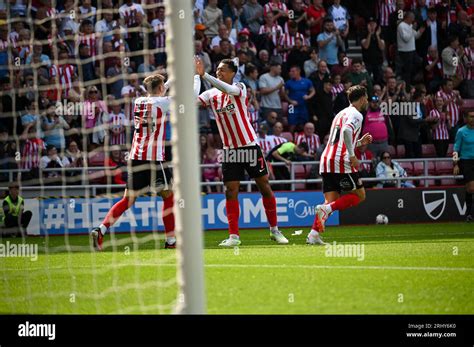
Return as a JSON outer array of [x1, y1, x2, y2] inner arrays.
[[0, 0, 205, 314]]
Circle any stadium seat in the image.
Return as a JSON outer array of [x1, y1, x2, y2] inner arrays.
[[447, 143, 454, 157], [399, 162, 413, 176], [88, 151, 106, 167], [387, 145, 396, 158], [413, 161, 435, 175], [435, 161, 453, 175], [440, 179, 457, 186], [419, 179, 436, 187], [422, 144, 436, 158], [281, 132, 293, 142], [294, 164, 307, 179], [461, 99, 474, 112], [396, 145, 405, 158]]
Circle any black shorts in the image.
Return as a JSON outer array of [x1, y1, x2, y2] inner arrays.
[[127, 160, 173, 192], [222, 145, 269, 182], [321, 172, 364, 194], [460, 159, 474, 183]]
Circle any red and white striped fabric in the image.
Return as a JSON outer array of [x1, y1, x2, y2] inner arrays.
[[50, 64, 75, 96], [426, 0, 442, 6], [426, 53, 443, 72], [358, 151, 371, 172], [258, 23, 284, 55], [266, 135, 287, 149], [295, 133, 321, 155], [151, 18, 166, 51], [130, 96, 170, 161], [436, 90, 460, 128], [77, 33, 97, 57], [109, 112, 129, 145], [464, 46, 474, 81], [429, 109, 450, 140], [257, 136, 272, 156], [331, 83, 344, 98], [263, 1, 288, 17], [378, 0, 396, 27], [21, 138, 45, 170], [248, 104, 259, 132], [119, 3, 145, 33], [278, 32, 305, 62], [46, 7, 58, 19], [198, 83, 258, 149], [122, 85, 147, 122], [320, 105, 363, 174]]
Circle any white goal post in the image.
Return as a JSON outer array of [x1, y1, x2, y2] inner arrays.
[[166, 0, 206, 314]]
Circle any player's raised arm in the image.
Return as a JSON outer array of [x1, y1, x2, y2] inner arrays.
[[194, 56, 242, 96]]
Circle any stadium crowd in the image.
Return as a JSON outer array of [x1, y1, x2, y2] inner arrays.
[[0, 0, 473, 189]]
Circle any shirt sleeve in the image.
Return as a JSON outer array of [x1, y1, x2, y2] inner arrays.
[[453, 128, 463, 154], [277, 142, 296, 155], [343, 112, 363, 132], [198, 90, 212, 107]]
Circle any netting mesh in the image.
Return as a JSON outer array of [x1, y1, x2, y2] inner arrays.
[[0, 0, 183, 314]]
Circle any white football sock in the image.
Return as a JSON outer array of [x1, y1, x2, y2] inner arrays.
[[230, 234, 240, 239], [270, 226, 279, 233], [99, 224, 107, 235], [166, 236, 176, 245], [309, 229, 320, 238]]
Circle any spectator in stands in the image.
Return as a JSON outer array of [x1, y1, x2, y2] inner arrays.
[[65, 140, 84, 169], [200, 135, 221, 193], [107, 57, 132, 99], [283, 66, 315, 133], [40, 144, 71, 181], [211, 24, 236, 54], [348, 57, 373, 96], [424, 45, 444, 93], [418, 7, 446, 59], [397, 11, 424, 86], [278, 20, 305, 67], [448, 10, 472, 46], [137, 53, 156, 76], [330, 74, 344, 101], [42, 104, 70, 152], [328, 0, 350, 49], [313, 76, 333, 138], [118, 0, 145, 55], [255, 49, 271, 74], [286, 37, 310, 75], [317, 17, 344, 69], [355, 144, 376, 186], [257, 11, 284, 58], [203, 0, 223, 39], [436, 78, 463, 139], [83, 85, 108, 149], [426, 95, 451, 157], [398, 88, 426, 158], [306, 0, 326, 46], [260, 111, 279, 135], [79, 0, 97, 25], [107, 95, 129, 147], [303, 48, 319, 78], [235, 29, 257, 60], [151, 5, 166, 66], [95, 5, 115, 42], [309, 59, 330, 92], [295, 122, 321, 157], [441, 36, 464, 88], [105, 146, 126, 185], [242, 0, 264, 36], [259, 62, 285, 120], [242, 63, 259, 93], [195, 40, 212, 74], [0, 126, 17, 182], [78, 43, 96, 82], [270, 122, 288, 147], [211, 38, 234, 70], [376, 151, 415, 188], [361, 17, 385, 86], [25, 44, 51, 67], [462, 33, 474, 98], [333, 75, 352, 114], [1, 182, 32, 236], [257, 124, 272, 156], [363, 95, 393, 158], [453, 111, 474, 222]]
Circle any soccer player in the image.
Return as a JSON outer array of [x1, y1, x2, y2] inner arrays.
[[453, 111, 474, 222], [194, 57, 288, 247], [90, 73, 200, 250], [307, 85, 373, 245]]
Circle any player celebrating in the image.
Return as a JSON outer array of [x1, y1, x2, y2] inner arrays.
[[453, 111, 474, 222], [90, 73, 199, 250], [307, 85, 373, 245], [194, 57, 288, 247]]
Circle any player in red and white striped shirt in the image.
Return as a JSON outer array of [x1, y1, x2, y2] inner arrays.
[[307, 86, 373, 245], [91, 74, 199, 251], [436, 78, 463, 129], [195, 57, 288, 247], [427, 96, 451, 156], [295, 122, 321, 155]]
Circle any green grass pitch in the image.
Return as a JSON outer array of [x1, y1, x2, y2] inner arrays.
[[1, 223, 473, 314]]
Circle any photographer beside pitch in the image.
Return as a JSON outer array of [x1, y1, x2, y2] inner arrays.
[[307, 85, 373, 245], [453, 111, 474, 222], [0, 182, 32, 237]]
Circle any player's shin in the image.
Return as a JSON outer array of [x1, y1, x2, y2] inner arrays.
[[329, 193, 361, 212], [162, 193, 176, 244], [262, 194, 278, 230], [225, 199, 240, 236], [101, 197, 131, 234]]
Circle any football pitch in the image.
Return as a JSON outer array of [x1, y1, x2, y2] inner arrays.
[[1, 223, 473, 314]]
